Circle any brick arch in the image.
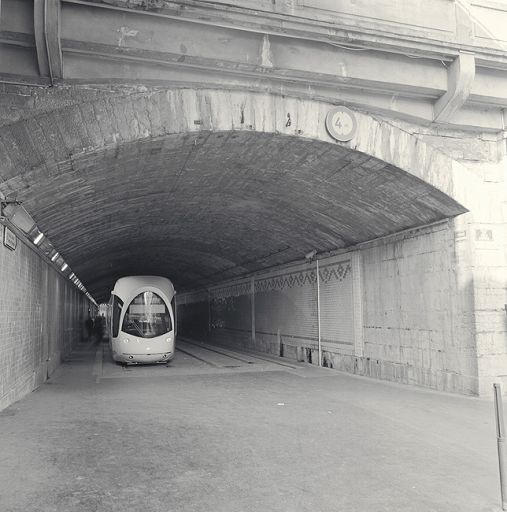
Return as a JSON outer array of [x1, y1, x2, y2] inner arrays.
[[0, 87, 477, 204], [0, 87, 477, 300]]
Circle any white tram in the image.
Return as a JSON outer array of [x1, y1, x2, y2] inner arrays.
[[109, 276, 176, 364]]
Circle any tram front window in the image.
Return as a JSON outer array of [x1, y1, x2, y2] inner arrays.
[[122, 291, 172, 338]]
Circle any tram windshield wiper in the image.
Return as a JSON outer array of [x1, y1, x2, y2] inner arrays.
[[127, 320, 144, 337]]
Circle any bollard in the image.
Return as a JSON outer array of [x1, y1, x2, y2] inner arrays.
[[494, 383, 507, 511]]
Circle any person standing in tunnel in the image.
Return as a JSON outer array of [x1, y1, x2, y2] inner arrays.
[[94, 314, 103, 342], [85, 315, 94, 341]]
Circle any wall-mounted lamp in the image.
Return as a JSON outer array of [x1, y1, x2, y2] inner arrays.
[[305, 249, 317, 261], [1, 202, 36, 234], [1, 196, 93, 300]]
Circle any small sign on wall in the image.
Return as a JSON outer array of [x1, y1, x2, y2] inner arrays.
[[325, 106, 357, 142], [3, 225, 17, 251]]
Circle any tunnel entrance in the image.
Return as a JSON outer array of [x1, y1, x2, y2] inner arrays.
[[0, 87, 474, 396], [2, 130, 466, 301], [0, 88, 469, 301]]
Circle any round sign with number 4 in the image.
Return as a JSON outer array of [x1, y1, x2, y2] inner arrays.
[[325, 106, 357, 142]]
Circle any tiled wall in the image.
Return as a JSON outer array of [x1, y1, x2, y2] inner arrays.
[[0, 227, 91, 410]]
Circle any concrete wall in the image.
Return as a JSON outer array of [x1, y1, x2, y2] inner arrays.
[[178, 221, 483, 394], [0, 225, 91, 410], [417, 128, 507, 396], [360, 223, 477, 394], [176, 289, 209, 342]]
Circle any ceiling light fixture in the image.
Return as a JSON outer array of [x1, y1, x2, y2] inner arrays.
[[33, 232, 44, 245]]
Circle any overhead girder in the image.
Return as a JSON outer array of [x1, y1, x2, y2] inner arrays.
[[1, 0, 507, 130]]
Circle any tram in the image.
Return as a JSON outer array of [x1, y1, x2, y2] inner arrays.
[[109, 276, 176, 364]]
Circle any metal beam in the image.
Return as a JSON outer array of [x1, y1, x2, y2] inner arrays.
[[34, 0, 63, 82], [34, 1, 50, 77], [434, 52, 475, 123]]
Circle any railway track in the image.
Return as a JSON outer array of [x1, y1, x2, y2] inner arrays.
[[176, 338, 299, 369]]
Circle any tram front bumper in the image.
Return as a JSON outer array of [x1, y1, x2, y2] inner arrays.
[[116, 351, 174, 364]]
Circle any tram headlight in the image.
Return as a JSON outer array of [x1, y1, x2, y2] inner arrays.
[[122, 338, 129, 344], [166, 338, 172, 344]]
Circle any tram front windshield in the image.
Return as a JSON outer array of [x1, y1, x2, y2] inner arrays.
[[121, 291, 172, 338]]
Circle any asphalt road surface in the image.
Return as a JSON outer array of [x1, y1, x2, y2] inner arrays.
[[0, 338, 501, 512]]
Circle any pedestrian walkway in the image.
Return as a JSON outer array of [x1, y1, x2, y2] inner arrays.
[[0, 339, 502, 512]]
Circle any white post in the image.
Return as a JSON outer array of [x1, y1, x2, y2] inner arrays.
[[316, 258, 322, 366], [494, 383, 507, 510], [352, 251, 364, 358], [251, 277, 255, 343]]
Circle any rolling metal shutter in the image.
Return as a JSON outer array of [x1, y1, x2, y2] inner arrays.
[[254, 261, 318, 344], [318, 258, 354, 353]]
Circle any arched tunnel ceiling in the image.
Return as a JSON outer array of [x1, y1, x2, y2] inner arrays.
[[13, 130, 466, 302]]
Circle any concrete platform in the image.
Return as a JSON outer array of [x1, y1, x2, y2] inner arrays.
[[0, 339, 502, 512]]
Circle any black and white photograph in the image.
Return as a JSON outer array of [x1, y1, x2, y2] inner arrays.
[[0, 1, 507, 510]]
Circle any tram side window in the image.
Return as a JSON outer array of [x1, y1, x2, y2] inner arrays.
[[112, 296, 123, 338]]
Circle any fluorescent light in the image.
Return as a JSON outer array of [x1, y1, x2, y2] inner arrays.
[[33, 232, 44, 245], [51, 252, 59, 262], [61, 263, 68, 271]]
